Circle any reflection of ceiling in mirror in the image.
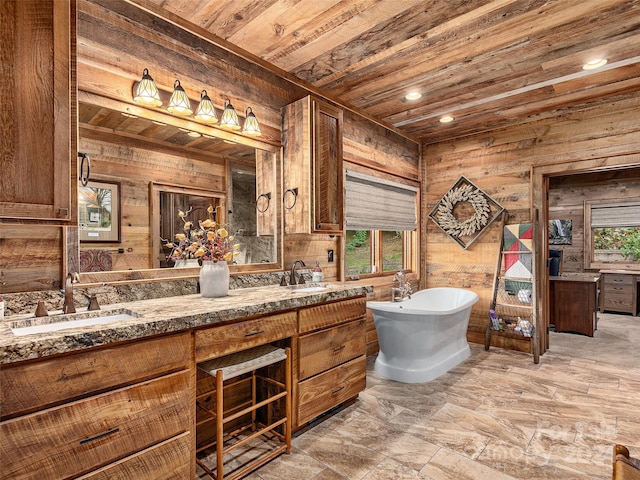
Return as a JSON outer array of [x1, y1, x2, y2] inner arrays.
[[78, 102, 256, 160]]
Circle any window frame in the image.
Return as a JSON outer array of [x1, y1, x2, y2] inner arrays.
[[584, 198, 640, 270], [345, 228, 418, 280]]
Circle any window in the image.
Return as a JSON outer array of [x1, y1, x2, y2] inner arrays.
[[584, 199, 640, 270], [344, 169, 419, 278]]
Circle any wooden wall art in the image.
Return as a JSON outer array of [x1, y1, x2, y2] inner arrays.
[[429, 176, 504, 249]]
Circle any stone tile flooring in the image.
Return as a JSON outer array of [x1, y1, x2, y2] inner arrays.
[[240, 341, 640, 480]]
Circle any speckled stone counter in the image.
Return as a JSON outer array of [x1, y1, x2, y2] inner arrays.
[[0, 283, 372, 364]]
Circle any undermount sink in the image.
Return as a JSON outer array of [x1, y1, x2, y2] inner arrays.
[[10, 308, 141, 336], [287, 284, 329, 293]]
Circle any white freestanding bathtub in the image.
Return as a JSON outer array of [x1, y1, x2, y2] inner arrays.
[[367, 287, 479, 383]]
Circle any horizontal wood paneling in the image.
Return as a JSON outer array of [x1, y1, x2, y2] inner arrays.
[[423, 95, 640, 353], [549, 170, 640, 273]]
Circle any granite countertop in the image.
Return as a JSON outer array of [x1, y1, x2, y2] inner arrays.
[[0, 283, 372, 365]]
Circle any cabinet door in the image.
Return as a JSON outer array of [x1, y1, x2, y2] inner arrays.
[[312, 99, 343, 233], [282, 96, 343, 234], [0, 0, 76, 223]]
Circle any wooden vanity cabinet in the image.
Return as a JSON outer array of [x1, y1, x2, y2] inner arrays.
[[600, 271, 639, 316], [0, 0, 77, 223], [0, 333, 193, 480], [282, 95, 344, 235], [296, 297, 367, 426]]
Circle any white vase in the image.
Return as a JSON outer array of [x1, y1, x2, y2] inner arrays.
[[199, 261, 230, 298]]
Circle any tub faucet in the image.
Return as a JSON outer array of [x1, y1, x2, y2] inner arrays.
[[392, 271, 412, 302], [62, 272, 77, 314], [290, 260, 306, 285]]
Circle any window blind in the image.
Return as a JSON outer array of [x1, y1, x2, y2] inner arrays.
[[591, 202, 640, 228], [345, 170, 418, 231]]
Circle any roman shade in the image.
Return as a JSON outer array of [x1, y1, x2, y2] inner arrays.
[[345, 170, 418, 231], [591, 201, 640, 228]]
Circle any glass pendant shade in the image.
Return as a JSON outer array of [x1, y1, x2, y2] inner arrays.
[[194, 90, 218, 123], [242, 107, 262, 136], [133, 68, 162, 107], [219, 98, 241, 130], [167, 79, 193, 116]]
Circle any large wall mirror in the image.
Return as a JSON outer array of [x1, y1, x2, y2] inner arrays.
[[73, 98, 282, 284]]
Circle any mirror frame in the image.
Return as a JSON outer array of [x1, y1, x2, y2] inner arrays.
[[73, 93, 283, 286]]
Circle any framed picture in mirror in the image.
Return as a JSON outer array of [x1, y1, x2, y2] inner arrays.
[[79, 179, 121, 243]]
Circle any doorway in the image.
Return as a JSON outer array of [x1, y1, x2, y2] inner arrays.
[[532, 158, 640, 355]]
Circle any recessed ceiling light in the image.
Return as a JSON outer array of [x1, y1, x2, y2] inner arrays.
[[439, 115, 454, 124], [405, 91, 422, 101], [121, 112, 138, 118], [152, 120, 167, 126], [187, 131, 201, 138], [223, 139, 237, 144], [583, 58, 607, 70]]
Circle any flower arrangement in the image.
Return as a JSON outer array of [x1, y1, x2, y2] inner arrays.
[[162, 205, 239, 264]]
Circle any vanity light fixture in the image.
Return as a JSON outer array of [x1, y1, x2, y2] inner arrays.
[[219, 98, 241, 130], [439, 115, 454, 124], [167, 80, 193, 116], [582, 58, 607, 70], [194, 90, 218, 123], [133, 68, 162, 107], [405, 91, 422, 101], [241, 107, 262, 136]]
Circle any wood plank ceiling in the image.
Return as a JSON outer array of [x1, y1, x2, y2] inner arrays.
[[132, 0, 640, 145]]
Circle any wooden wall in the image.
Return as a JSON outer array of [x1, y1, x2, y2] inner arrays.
[[1, 0, 419, 295], [549, 169, 640, 273], [423, 93, 640, 352]]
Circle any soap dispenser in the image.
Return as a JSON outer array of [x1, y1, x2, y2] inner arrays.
[[312, 261, 323, 282]]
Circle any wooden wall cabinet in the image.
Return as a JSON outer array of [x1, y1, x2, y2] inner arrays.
[[296, 297, 367, 426], [0, 333, 193, 479], [282, 96, 344, 235], [0, 0, 77, 223]]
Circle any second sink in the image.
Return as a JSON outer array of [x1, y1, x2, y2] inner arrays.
[[287, 284, 329, 293]]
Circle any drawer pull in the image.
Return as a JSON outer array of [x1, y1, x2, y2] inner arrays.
[[80, 427, 120, 445], [332, 345, 346, 354], [244, 330, 265, 337], [331, 385, 345, 395]]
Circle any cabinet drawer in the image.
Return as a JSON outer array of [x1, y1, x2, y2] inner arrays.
[[299, 296, 366, 333], [0, 333, 191, 420], [0, 371, 190, 480], [298, 355, 366, 425], [604, 274, 633, 286], [195, 311, 296, 362], [298, 319, 365, 380], [77, 433, 192, 480], [603, 293, 634, 311]]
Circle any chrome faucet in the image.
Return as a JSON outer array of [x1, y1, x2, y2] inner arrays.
[[289, 260, 306, 285], [62, 272, 77, 314], [391, 271, 412, 302]]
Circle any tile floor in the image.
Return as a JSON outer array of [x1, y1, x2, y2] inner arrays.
[[206, 314, 640, 480]]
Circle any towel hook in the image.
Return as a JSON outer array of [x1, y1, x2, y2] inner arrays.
[[78, 152, 90, 186]]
